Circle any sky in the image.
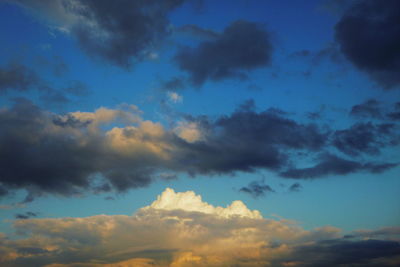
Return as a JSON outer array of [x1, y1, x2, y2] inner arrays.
[[0, 0, 399, 266]]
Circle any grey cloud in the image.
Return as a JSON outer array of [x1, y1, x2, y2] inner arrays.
[[332, 122, 397, 156], [281, 153, 398, 179], [15, 212, 38, 220], [0, 63, 38, 93], [175, 24, 220, 40], [0, 62, 88, 105], [14, 0, 186, 69], [0, 99, 398, 200], [0, 99, 150, 198], [174, 20, 273, 86], [350, 99, 382, 119], [289, 182, 302, 192], [335, 0, 400, 89], [350, 99, 400, 121], [277, 239, 400, 267], [159, 76, 186, 91], [240, 181, 275, 198], [387, 102, 400, 121], [62, 81, 90, 97], [176, 102, 328, 175]]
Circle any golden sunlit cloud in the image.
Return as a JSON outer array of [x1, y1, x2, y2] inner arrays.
[[1, 188, 399, 267]]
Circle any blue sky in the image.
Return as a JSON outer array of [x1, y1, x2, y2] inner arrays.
[[0, 1, 399, 266]]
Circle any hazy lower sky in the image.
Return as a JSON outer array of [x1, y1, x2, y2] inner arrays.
[[0, 0, 399, 266]]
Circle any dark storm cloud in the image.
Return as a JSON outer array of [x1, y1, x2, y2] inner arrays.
[[0, 99, 99, 197], [335, 0, 400, 89], [0, 63, 38, 93], [332, 122, 397, 156], [174, 20, 273, 86], [350, 99, 382, 119], [14, 0, 186, 68], [280, 153, 398, 179], [0, 99, 157, 199], [239, 181, 274, 198], [278, 239, 400, 267]]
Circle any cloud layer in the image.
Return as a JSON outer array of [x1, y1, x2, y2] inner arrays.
[[0, 99, 398, 200], [0, 188, 399, 266]]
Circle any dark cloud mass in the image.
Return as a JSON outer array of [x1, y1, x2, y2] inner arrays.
[[0, 99, 101, 197], [14, 0, 186, 68], [0, 98, 398, 200], [335, 0, 400, 89], [175, 20, 273, 85], [178, 102, 329, 174]]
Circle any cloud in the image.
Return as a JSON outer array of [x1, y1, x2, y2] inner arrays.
[[175, 101, 329, 175], [12, 0, 186, 68], [350, 99, 400, 121], [0, 99, 163, 198], [14, 212, 38, 220], [0, 63, 39, 93], [278, 239, 400, 267], [62, 81, 90, 97], [335, 0, 400, 89], [159, 77, 186, 91], [350, 99, 382, 119], [280, 153, 398, 179], [174, 20, 273, 86], [332, 122, 397, 156], [0, 62, 88, 105], [175, 24, 220, 41], [1, 99, 398, 199], [387, 102, 400, 121], [167, 91, 183, 103], [239, 181, 275, 198], [289, 183, 302, 192], [144, 187, 262, 219], [0, 188, 399, 266]]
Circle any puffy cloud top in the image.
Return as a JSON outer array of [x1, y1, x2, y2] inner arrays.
[[145, 188, 262, 219]]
